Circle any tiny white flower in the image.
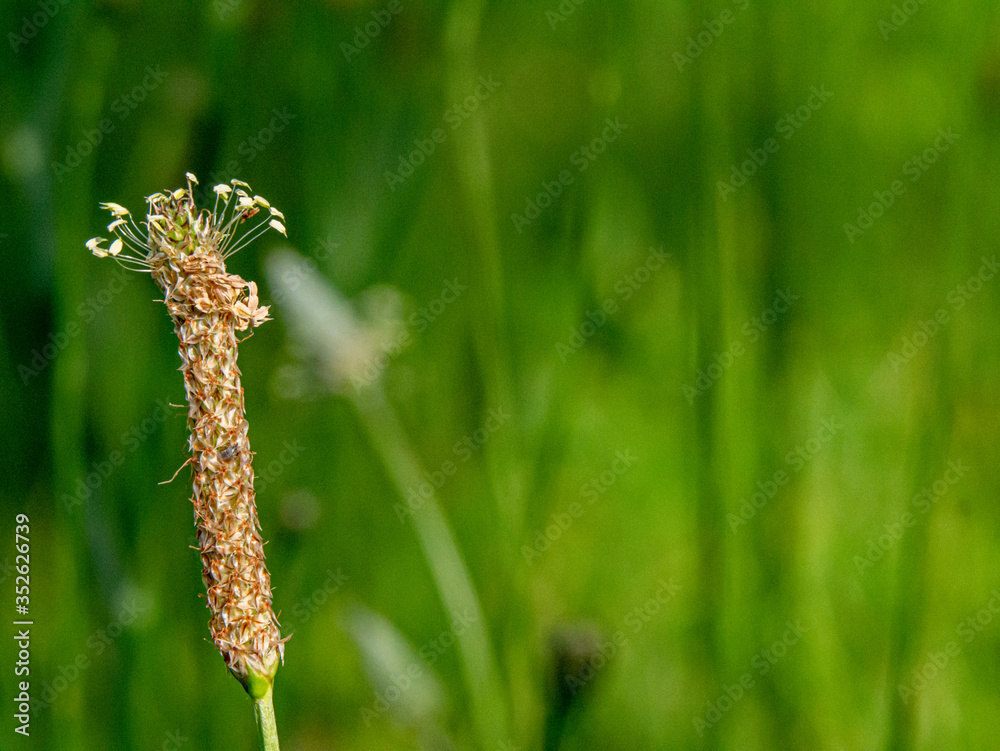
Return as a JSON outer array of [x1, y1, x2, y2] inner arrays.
[[268, 207, 285, 220], [253, 195, 270, 208], [214, 184, 232, 196], [108, 218, 127, 232], [268, 219, 286, 236], [186, 172, 199, 184], [109, 238, 123, 256]]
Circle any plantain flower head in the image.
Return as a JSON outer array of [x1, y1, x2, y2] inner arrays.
[[87, 174, 289, 695]]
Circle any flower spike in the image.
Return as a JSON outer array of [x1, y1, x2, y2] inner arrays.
[[86, 173, 289, 693]]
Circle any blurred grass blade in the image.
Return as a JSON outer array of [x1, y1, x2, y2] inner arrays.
[[267, 249, 509, 745]]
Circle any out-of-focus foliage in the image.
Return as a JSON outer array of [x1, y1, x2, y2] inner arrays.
[[2, 0, 1000, 749]]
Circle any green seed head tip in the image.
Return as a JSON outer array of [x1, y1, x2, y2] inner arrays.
[[243, 667, 274, 700]]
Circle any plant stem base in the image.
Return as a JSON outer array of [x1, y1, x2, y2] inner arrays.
[[253, 684, 280, 751]]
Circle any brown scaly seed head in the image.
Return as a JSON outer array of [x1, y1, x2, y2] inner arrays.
[[88, 173, 289, 695]]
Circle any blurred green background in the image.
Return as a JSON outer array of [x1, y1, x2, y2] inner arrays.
[[3, 0, 1000, 749]]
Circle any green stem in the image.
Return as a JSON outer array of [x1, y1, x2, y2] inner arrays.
[[253, 684, 280, 751], [352, 385, 508, 746]]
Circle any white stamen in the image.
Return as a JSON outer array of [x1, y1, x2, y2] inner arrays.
[[101, 202, 130, 217]]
